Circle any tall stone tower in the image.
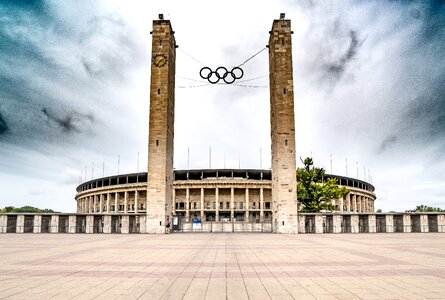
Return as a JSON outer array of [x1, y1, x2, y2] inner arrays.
[[146, 19, 176, 234], [268, 17, 298, 234]]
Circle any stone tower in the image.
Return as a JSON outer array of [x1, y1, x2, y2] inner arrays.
[[268, 18, 298, 234], [146, 19, 176, 234]]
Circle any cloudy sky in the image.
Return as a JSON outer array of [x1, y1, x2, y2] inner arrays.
[[0, 0, 444, 212]]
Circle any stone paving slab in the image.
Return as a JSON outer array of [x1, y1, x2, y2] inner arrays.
[[1, 233, 445, 299]]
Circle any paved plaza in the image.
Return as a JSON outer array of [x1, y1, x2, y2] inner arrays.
[[1, 233, 445, 299]]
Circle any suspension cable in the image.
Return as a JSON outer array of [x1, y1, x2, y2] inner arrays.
[[177, 48, 206, 66], [177, 75, 208, 83], [236, 47, 267, 67], [236, 74, 268, 83]]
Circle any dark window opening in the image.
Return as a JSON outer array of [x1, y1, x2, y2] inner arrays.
[[156, 140, 159, 146]]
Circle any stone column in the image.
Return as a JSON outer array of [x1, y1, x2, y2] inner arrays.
[[352, 195, 357, 212], [185, 188, 190, 222], [438, 214, 445, 233], [333, 215, 342, 233], [315, 215, 324, 234], [368, 214, 376, 233], [268, 17, 298, 234], [86, 215, 94, 234], [385, 214, 394, 233], [230, 187, 235, 221], [0, 215, 7, 233], [298, 215, 305, 233], [93, 195, 97, 213], [115, 192, 118, 213], [170, 189, 174, 215], [245, 188, 249, 222], [200, 188, 204, 221], [124, 191, 128, 213], [121, 215, 130, 234], [51, 215, 59, 233], [99, 194, 103, 213], [139, 215, 147, 234], [403, 214, 412, 233], [215, 188, 219, 222], [33, 215, 42, 233], [135, 191, 139, 213], [106, 193, 110, 213], [69, 215, 76, 233], [420, 215, 429, 232], [340, 196, 344, 212], [103, 215, 112, 234], [16, 215, 24, 233], [145, 19, 176, 234], [350, 215, 359, 233], [260, 188, 264, 222], [346, 193, 351, 212]]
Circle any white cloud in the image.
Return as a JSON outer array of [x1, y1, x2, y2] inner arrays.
[[0, 0, 444, 212]]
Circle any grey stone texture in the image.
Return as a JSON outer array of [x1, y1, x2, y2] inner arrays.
[[268, 19, 299, 233], [146, 20, 176, 234]]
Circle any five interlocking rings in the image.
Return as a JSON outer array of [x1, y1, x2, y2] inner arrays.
[[199, 66, 244, 84]]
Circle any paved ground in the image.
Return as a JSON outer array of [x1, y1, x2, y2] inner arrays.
[[1, 233, 445, 299]]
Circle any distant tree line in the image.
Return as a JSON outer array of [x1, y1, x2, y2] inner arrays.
[[0, 206, 58, 213], [414, 205, 445, 212]]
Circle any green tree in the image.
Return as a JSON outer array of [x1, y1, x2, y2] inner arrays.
[[297, 157, 349, 212], [0, 206, 57, 213], [1, 206, 15, 213], [414, 205, 444, 212]]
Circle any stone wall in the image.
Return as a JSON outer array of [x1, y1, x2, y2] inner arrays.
[[1, 213, 445, 234]]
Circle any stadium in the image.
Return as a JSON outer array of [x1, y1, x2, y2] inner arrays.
[[74, 169, 376, 231]]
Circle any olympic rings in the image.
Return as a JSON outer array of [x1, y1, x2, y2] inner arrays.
[[199, 66, 244, 84]]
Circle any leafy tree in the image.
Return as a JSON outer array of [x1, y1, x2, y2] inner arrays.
[[0, 206, 57, 213], [297, 157, 349, 212], [414, 205, 444, 212], [1, 206, 15, 213]]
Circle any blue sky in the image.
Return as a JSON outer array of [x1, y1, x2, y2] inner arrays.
[[0, 0, 444, 212]]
